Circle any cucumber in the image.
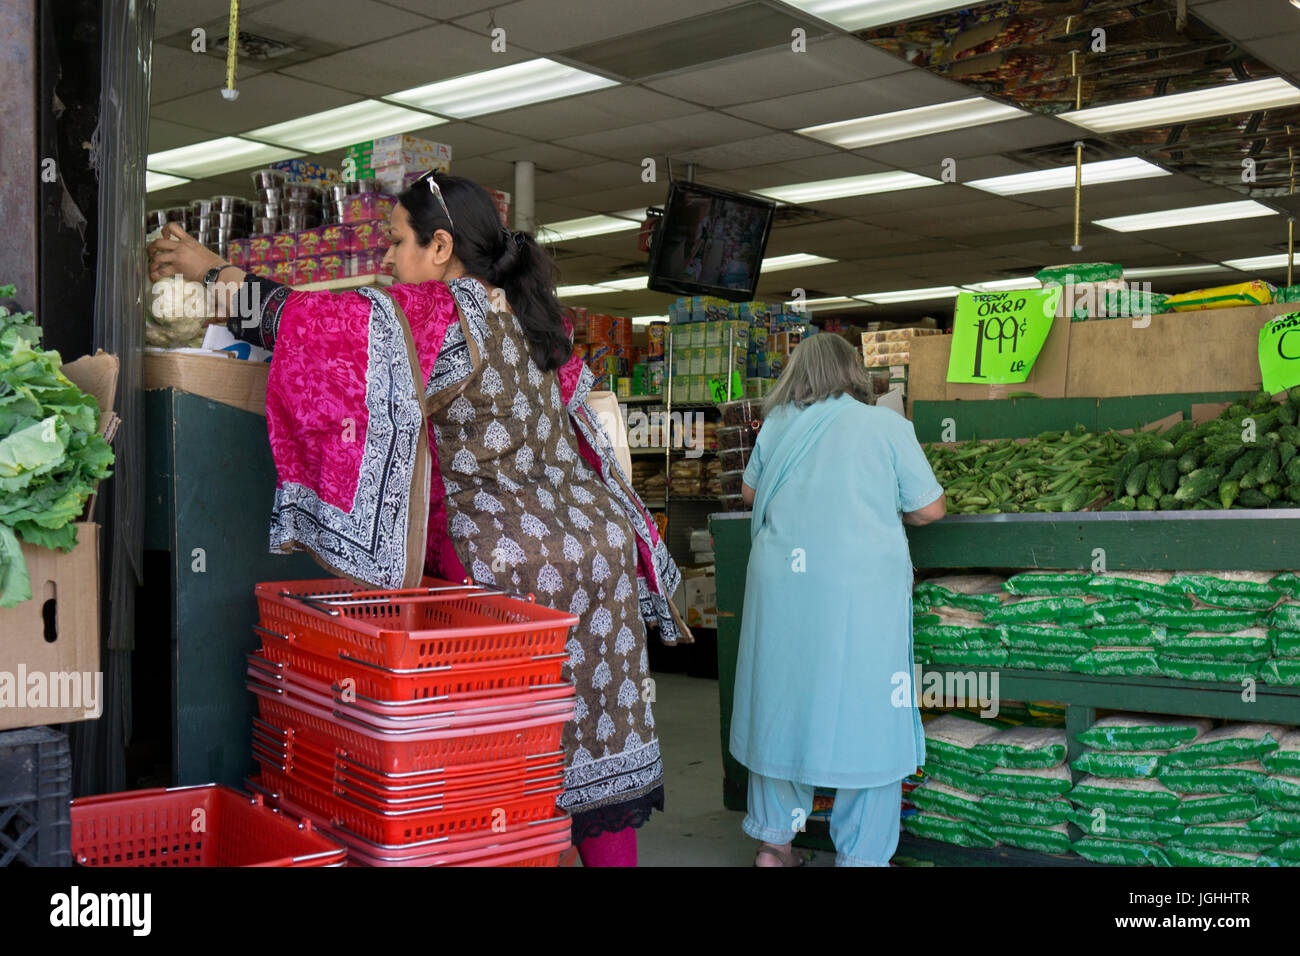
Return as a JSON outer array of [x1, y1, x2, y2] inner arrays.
[[1281, 442, 1297, 469], [1159, 458, 1180, 493], [1137, 494, 1158, 511], [1257, 448, 1282, 485], [1158, 493, 1180, 511], [1219, 479, 1240, 509], [1262, 482, 1283, 500], [1145, 467, 1164, 499], [1174, 466, 1225, 502], [1125, 462, 1151, 498], [1238, 488, 1271, 508]]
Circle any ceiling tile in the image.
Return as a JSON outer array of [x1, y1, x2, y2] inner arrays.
[[149, 45, 265, 106], [376, 0, 505, 17], [151, 73, 363, 135], [154, 0, 282, 39], [249, 0, 432, 46], [534, 160, 647, 199], [148, 119, 220, 153], [853, 115, 1079, 170], [1192, 0, 1300, 42], [473, 86, 700, 141], [278, 24, 529, 96], [643, 36, 909, 108], [672, 132, 837, 171], [565, 183, 677, 211], [443, 156, 517, 189], [486, 143, 617, 172], [453, 0, 749, 55], [426, 122, 533, 159], [553, 111, 769, 158]]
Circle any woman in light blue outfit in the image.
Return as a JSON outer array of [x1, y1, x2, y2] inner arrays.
[[732, 333, 946, 867]]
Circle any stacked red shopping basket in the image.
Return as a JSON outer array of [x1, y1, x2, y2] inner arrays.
[[245, 578, 578, 866]]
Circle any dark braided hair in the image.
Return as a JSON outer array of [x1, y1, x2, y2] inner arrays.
[[398, 172, 572, 371]]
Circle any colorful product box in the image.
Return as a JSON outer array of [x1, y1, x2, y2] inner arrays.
[[690, 376, 711, 403], [689, 348, 706, 376], [609, 316, 630, 346], [343, 194, 397, 224], [247, 235, 273, 266], [227, 237, 248, 268], [270, 232, 298, 263], [704, 347, 725, 376], [269, 159, 326, 181], [319, 224, 348, 255], [646, 358, 665, 394], [347, 220, 389, 252], [487, 188, 511, 227], [293, 256, 322, 286], [704, 322, 722, 347], [671, 375, 691, 400], [296, 227, 324, 258], [271, 259, 296, 284], [317, 254, 347, 282], [768, 352, 786, 376], [349, 251, 385, 277]]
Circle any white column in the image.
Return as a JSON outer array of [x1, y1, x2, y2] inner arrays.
[[513, 161, 535, 233]]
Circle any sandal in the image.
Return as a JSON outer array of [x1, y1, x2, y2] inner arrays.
[[754, 843, 806, 867]]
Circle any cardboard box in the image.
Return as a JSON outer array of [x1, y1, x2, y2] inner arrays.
[[144, 349, 270, 417], [681, 566, 717, 629], [0, 523, 101, 729]]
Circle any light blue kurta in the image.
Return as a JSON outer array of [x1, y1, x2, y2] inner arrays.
[[729, 394, 943, 789]]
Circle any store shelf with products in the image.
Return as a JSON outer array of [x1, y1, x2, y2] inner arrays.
[[293, 273, 393, 293]]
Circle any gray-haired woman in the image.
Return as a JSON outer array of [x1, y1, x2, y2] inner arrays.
[[731, 333, 946, 867]]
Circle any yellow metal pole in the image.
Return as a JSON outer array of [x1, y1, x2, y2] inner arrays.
[[1071, 51, 1083, 252], [222, 1, 240, 101]]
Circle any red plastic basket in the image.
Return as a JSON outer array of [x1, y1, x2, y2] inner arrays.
[[255, 578, 579, 670], [70, 784, 347, 867], [253, 635, 568, 702], [250, 777, 570, 866], [251, 689, 571, 775], [255, 764, 563, 845]]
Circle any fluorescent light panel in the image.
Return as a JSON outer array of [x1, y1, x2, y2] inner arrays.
[[861, 286, 963, 303], [556, 284, 620, 297], [964, 278, 1041, 292], [1094, 200, 1277, 232], [630, 315, 668, 326], [537, 215, 641, 242], [762, 253, 836, 272], [387, 59, 618, 118], [968, 158, 1169, 196], [781, 0, 971, 30], [1122, 264, 1231, 278], [754, 171, 940, 203], [798, 98, 1023, 150], [146, 171, 191, 193], [1063, 77, 1300, 133], [247, 100, 441, 153], [598, 276, 648, 291], [1221, 254, 1293, 271], [147, 137, 302, 179]]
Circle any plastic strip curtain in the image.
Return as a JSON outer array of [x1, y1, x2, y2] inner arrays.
[[74, 0, 154, 795]]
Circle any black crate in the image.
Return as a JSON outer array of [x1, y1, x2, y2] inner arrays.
[[0, 726, 72, 866]]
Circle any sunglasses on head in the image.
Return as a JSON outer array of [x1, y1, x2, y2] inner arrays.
[[414, 170, 454, 231]]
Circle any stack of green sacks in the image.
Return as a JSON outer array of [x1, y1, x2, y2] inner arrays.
[[912, 570, 1300, 684], [906, 715, 1074, 854], [1069, 715, 1300, 866]]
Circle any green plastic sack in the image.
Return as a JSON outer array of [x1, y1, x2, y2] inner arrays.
[[979, 794, 1072, 826], [1073, 748, 1165, 779], [913, 624, 1001, 647], [1084, 623, 1167, 647], [1036, 262, 1122, 285], [902, 811, 996, 848], [1271, 628, 1300, 657], [1073, 648, 1160, 676], [1076, 714, 1212, 752], [1165, 846, 1270, 867], [913, 575, 1007, 612], [1169, 793, 1260, 825], [1006, 649, 1076, 671], [1261, 731, 1300, 775], [985, 822, 1072, 855], [1157, 655, 1259, 682], [1159, 629, 1271, 662], [913, 646, 932, 665], [1069, 775, 1181, 817], [1147, 608, 1263, 632], [1159, 761, 1269, 795], [1267, 837, 1300, 860], [1269, 604, 1300, 630], [923, 715, 1001, 773], [1166, 821, 1285, 853], [908, 780, 986, 824], [1167, 572, 1281, 611], [1071, 289, 1170, 322], [983, 597, 1087, 625], [981, 764, 1073, 799], [1249, 809, 1300, 834], [928, 646, 1008, 667], [1073, 836, 1171, 866], [1073, 600, 1148, 626], [1067, 808, 1184, 842], [1162, 724, 1285, 769], [913, 613, 941, 627], [1002, 572, 1093, 597], [971, 726, 1067, 769], [1001, 624, 1095, 654], [1269, 573, 1300, 599], [1089, 573, 1191, 608], [1258, 775, 1300, 811]]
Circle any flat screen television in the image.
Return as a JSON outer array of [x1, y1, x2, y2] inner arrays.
[[646, 180, 774, 302]]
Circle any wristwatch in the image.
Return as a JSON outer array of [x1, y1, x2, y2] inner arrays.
[[203, 265, 232, 287]]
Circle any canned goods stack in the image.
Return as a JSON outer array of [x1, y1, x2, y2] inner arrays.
[[245, 577, 579, 866]]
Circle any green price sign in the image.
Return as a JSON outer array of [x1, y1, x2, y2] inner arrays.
[[1259, 312, 1300, 395], [709, 372, 744, 403], [946, 287, 1062, 384]]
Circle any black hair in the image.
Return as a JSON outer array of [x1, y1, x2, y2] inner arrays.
[[398, 172, 572, 371]]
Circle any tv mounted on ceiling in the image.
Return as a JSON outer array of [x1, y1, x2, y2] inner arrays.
[[646, 180, 775, 302]]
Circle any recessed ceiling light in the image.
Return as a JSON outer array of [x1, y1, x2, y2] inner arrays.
[[246, 100, 441, 153], [387, 59, 618, 119], [1062, 77, 1300, 133], [1094, 200, 1277, 232], [537, 215, 642, 242], [968, 158, 1170, 196], [1221, 254, 1293, 271], [1122, 264, 1232, 278], [787, 296, 873, 312], [780, 0, 972, 30], [964, 278, 1041, 292], [556, 284, 622, 297], [798, 98, 1024, 149], [754, 171, 941, 203], [146, 171, 191, 193], [598, 276, 648, 291], [147, 137, 302, 179], [861, 286, 963, 303], [762, 253, 836, 272]]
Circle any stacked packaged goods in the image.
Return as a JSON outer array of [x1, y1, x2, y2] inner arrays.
[[244, 578, 577, 867], [344, 135, 452, 195]]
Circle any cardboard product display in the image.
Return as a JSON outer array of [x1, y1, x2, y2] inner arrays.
[[143, 349, 269, 417], [680, 565, 717, 629]]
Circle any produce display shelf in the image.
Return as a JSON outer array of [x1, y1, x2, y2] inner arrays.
[[293, 274, 394, 293], [906, 509, 1300, 571]]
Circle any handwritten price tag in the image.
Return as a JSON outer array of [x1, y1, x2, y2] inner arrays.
[[1259, 312, 1300, 395], [946, 288, 1061, 385]]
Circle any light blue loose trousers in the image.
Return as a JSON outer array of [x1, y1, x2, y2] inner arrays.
[[744, 772, 902, 867]]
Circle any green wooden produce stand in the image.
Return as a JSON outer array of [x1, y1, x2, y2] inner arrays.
[[710, 392, 1300, 864]]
